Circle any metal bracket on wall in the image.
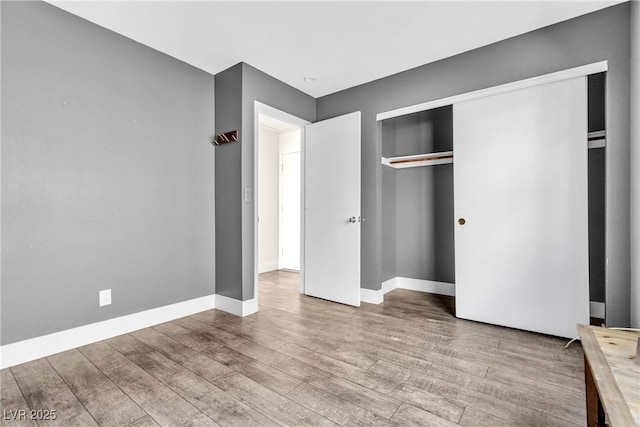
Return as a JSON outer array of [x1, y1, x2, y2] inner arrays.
[[213, 130, 238, 146]]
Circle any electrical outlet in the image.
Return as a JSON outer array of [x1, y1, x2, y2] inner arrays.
[[99, 289, 111, 307]]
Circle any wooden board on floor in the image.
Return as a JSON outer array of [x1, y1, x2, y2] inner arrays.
[[578, 324, 640, 426]]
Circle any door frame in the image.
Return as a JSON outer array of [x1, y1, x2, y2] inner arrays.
[[254, 101, 310, 300]]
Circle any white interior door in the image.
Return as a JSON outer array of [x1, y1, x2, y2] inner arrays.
[[304, 111, 361, 306], [280, 151, 300, 270], [454, 77, 589, 338]]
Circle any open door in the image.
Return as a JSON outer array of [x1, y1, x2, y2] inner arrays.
[[304, 112, 361, 306]]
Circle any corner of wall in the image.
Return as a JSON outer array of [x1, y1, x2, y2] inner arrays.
[[630, 0, 640, 328]]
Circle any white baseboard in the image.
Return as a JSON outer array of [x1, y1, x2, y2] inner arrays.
[[360, 287, 384, 304], [361, 278, 399, 304], [215, 294, 258, 317], [364, 277, 454, 304], [258, 262, 279, 274], [0, 294, 216, 369], [590, 301, 605, 319], [382, 277, 399, 294], [382, 277, 455, 297], [396, 277, 456, 297]]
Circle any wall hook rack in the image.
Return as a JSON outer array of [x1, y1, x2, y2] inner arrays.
[[213, 130, 238, 146]]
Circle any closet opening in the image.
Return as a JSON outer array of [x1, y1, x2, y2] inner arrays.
[[381, 105, 455, 314], [379, 74, 607, 325], [588, 72, 606, 324]]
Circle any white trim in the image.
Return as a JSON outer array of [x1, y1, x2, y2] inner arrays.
[[382, 277, 399, 294], [377, 61, 608, 121], [375, 277, 456, 302], [590, 301, 606, 319], [258, 262, 280, 274], [361, 278, 399, 304], [360, 288, 384, 304], [299, 126, 307, 295], [215, 294, 258, 317], [396, 277, 456, 296], [0, 294, 216, 369]]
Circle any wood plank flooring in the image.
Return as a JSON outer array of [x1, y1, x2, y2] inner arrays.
[[1, 271, 586, 426]]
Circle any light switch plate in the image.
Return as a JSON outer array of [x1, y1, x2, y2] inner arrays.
[[99, 289, 111, 307]]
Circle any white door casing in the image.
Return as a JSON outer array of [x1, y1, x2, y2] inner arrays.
[[304, 111, 361, 306], [453, 77, 589, 339]]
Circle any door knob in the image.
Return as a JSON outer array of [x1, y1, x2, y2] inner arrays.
[[458, 218, 466, 225], [348, 216, 357, 223]]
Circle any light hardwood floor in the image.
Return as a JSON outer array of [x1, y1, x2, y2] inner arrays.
[[1, 270, 586, 426]]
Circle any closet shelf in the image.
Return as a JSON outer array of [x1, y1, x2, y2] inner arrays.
[[383, 132, 602, 170], [382, 151, 453, 169]]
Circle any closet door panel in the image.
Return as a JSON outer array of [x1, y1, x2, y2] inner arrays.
[[453, 77, 589, 339]]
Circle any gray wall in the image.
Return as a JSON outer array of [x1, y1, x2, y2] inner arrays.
[[1, 1, 215, 344], [214, 64, 243, 299], [214, 63, 315, 301], [317, 4, 631, 326], [381, 123, 397, 282], [588, 73, 606, 303], [631, 0, 640, 328]]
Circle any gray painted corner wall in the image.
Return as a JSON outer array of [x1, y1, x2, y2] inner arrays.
[[588, 74, 606, 303], [381, 121, 397, 282], [631, 0, 640, 328], [239, 63, 315, 300], [317, 2, 631, 326], [214, 64, 243, 300], [588, 149, 606, 303], [215, 60, 316, 301], [1, 1, 215, 344], [215, 63, 316, 301]]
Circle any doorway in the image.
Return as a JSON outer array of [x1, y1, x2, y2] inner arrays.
[[254, 103, 362, 309], [254, 103, 309, 301]]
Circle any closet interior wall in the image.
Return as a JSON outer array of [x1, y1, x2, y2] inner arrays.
[[588, 72, 606, 310], [381, 106, 454, 285]]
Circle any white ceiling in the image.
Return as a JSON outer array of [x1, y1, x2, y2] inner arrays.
[[47, 1, 623, 98]]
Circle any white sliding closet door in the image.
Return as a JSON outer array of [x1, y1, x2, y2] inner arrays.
[[454, 77, 589, 339]]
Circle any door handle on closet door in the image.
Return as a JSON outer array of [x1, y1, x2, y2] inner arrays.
[[458, 218, 466, 225], [348, 216, 358, 223]]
